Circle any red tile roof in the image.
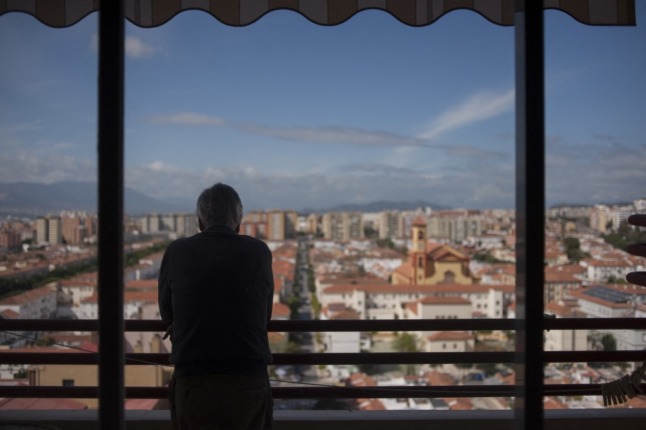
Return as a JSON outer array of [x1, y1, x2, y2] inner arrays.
[[423, 370, 455, 386], [420, 296, 471, 305], [323, 283, 513, 295], [272, 302, 290, 319], [125, 279, 157, 290], [328, 309, 360, 320], [124, 290, 158, 304], [0, 285, 55, 306], [0, 308, 19, 319], [124, 399, 160, 410], [447, 397, 474, 410], [0, 397, 88, 410], [347, 372, 376, 387], [357, 398, 386, 410], [427, 331, 473, 341]]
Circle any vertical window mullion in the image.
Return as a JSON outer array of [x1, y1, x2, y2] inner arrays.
[[97, 0, 125, 429], [514, 1, 546, 430]]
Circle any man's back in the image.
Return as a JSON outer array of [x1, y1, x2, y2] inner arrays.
[[158, 224, 273, 377]]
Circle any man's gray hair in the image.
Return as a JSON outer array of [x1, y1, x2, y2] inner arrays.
[[196, 183, 243, 229]]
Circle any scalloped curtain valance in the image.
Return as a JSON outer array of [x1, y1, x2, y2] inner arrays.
[[0, 0, 636, 28]]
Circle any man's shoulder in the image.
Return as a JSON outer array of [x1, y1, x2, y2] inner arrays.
[[237, 234, 271, 253], [169, 232, 269, 252]]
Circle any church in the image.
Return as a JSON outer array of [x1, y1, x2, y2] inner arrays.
[[391, 215, 476, 286]]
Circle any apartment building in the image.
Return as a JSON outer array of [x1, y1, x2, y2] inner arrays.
[[241, 209, 296, 240], [35, 216, 62, 245], [427, 210, 483, 243], [379, 210, 401, 239], [0, 228, 22, 249], [322, 212, 364, 242], [137, 213, 198, 237]]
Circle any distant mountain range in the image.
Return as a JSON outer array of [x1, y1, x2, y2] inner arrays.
[[0, 181, 191, 216], [303, 200, 449, 214], [0, 181, 448, 216]]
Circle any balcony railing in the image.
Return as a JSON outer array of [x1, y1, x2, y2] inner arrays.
[[1, 318, 645, 401], [1, 318, 646, 430]]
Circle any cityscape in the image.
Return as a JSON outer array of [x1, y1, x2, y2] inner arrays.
[[1, 197, 645, 411], [1, 0, 646, 420]]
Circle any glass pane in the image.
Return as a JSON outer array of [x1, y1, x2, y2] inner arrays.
[[123, 9, 515, 411], [0, 12, 99, 409], [544, 4, 646, 409]]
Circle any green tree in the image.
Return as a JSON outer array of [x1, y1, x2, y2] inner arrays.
[[287, 294, 301, 320], [364, 225, 378, 239], [393, 332, 420, 376], [603, 221, 646, 251], [563, 237, 589, 262], [393, 332, 420, 353], [310, 293, 322, 318], [601, 334, 616, 351], [475, 362, 500, 377], [375, 238, 395, 249]]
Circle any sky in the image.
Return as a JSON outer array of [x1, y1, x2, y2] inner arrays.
[[1, 5, 645, 212]]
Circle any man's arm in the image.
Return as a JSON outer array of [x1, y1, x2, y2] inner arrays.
[[158, 246, 173, 338], [265, 247, 274, 325]]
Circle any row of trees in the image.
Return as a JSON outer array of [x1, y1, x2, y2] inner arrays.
[[0, 240, 170, 300], [603, 220, 646, 251]]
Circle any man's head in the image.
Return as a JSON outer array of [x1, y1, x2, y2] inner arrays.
[[196, 183, 243, 232]]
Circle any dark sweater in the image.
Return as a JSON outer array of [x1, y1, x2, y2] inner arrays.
[[158, 224, 274, 378]]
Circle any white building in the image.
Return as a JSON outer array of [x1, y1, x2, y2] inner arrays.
[[59, 279, 96, 307], [582, 258, 634, 283], [567, 286, 640, 319], [0, 285, 57, 319], [425, 331, 475, 353], [320, 304, 361, 353], [321, 282, 513, 320], [379, 210, 401, 239], [544, 302, 588, 352]]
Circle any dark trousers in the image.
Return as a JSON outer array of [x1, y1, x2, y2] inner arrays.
[[169, 373, 273, 430]]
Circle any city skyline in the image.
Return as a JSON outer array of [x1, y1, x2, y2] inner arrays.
[[1, 6, 645, 211]]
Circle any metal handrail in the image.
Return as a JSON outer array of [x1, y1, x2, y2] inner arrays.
[[2, 384, 646, 400], [2, 317, 646, 332], [2, 318, 645, 401]]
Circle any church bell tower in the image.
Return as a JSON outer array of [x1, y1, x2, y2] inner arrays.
[[410, 215, 427, 285]]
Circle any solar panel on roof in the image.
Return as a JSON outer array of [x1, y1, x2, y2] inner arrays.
[[584, 286, 631, 304]]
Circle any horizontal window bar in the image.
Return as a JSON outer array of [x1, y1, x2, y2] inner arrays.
[[1, 318, 645, 332], [0, 384, 644, 400], [2, 350, 645, 366]]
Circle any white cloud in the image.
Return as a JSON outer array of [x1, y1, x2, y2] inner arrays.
[[125, 36, 160, 58], [150, 112, 429, 148], [0, 121, 41, 135], [417, 89, 515, 140], [150, 112, 227, 126], [91, 34, 160, 59], [2, 140, 644, 210], [0, 152, 95, 184], [121, 160, 516, 211]]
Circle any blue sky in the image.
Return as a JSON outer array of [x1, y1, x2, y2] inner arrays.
[[1, 6, 645, 211]]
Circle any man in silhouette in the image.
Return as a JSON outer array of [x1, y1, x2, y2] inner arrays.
[[159, 183, 274, 429]]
